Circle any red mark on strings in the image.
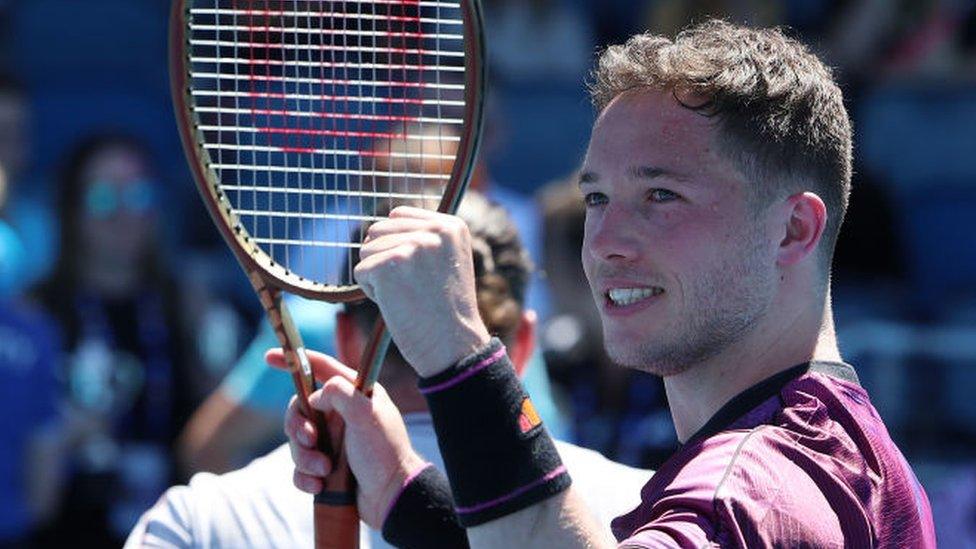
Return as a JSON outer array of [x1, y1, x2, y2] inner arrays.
[[250, 108, 425, 124], [247, 90, 429, 106], [239, 72, 440, 90], [236, 0, 429, 156], [257, 127, 412, 140]]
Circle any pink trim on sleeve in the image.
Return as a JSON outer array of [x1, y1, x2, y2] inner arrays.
[[454, 464, 567, 515], [418, 346, 507, 395], [383, 462, 435, 524]]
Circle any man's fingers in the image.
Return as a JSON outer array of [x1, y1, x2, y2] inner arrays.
[[290, 442, 332, 478], [293, 469, 323, 495], [363, 216, 437, 242], [265, 348, 358, 384], [387, 205, 438, 220], [284, 395, 317, 448], [358, 231, 441, 260], [311, 376, 371, 425]]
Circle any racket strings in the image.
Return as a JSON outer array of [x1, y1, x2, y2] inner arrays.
[[186, 0, 467, 288]]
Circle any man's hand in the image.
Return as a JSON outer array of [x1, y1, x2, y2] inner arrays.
[[355, 206, 491, 377], [268, 348, 427, 528]]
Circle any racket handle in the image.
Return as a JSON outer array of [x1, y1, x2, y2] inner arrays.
[[314, 427, 359, 549], [356, 317, 392, 395], [314, 499, 359, 549], [310, 314, 391, 547], [252, 279, 360, 548]]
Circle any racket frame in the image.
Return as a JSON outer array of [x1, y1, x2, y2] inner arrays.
[[169, 0, 485, 305], [169, 0, 487, 545]]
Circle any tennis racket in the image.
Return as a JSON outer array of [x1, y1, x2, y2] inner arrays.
[[169, 0, 486, 547]]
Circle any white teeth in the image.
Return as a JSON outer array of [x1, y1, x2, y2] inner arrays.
[[607, 287, 662, 306]]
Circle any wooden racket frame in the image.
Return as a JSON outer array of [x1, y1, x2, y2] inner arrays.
[[169, 1, 487, 547]]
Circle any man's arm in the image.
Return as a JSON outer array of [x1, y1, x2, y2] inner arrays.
[[279, 207, 613, 547], [276, 350, 612, 549], [467, 491, 613, 549]]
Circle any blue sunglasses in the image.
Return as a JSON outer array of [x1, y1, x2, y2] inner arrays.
[[84, 179, 156, 218]]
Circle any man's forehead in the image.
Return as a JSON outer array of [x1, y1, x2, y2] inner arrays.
[[596, 88, 710, 130], [584, 94, 714, 172], [596, 96, 715, 158], [580, 91, 749, 196]]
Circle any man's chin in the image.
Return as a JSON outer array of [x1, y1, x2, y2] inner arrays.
[[603, 338, 692, 378]]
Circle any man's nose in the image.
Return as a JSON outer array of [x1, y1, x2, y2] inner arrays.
[[585, 204, 641, 262]]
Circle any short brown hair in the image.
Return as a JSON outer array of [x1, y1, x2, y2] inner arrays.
[[590, 19, 852, 258], [345, 190, 531, 350]]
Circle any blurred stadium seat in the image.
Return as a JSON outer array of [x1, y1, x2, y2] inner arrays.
[[28, 89, 183, 183], [858, 84, 976, 313], [859, 84, 976, 187], [8, 0, 168, 94], [891, 181, 976, 312], [488, 83, 593, 192]]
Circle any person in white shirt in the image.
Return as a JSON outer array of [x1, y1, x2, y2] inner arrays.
[[126, 191, 650, 548]]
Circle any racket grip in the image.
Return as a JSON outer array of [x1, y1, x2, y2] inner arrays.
[[314, 500, 359, 549], [314, 435, 359, 549]]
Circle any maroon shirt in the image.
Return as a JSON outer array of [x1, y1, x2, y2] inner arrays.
[[612, 362, 936, 548]]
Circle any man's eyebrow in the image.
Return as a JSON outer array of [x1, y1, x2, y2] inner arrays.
[[631, 165, 685, 180], [578, 166, 687, 187]]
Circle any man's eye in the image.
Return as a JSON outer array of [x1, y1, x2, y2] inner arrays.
[[648, 189, 679, 203], [583, 192, 608, 207]]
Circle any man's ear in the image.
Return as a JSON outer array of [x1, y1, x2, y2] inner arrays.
[[777, 192, 827, 267], [509, 309, 537, 377], [335, 311, 364, 370]]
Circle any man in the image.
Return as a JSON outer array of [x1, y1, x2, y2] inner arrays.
[[175, 125, 568, 475], [0, 74, 56, 296], [125, 192, 649, 548], [285, 20, 936, 547]]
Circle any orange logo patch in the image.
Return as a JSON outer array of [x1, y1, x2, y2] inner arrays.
[[518, 398, 542, 433]]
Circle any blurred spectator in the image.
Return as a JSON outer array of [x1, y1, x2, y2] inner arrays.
[[641, 0, 782, 40], [537, 176, 677, 469], [0, 74, 56, 296], [929, 464, 976, 546], [128, 190, 650, 549], [178, 297, 338, 474], [830, 163, 907, 316], [33, 133, 204, 546], [484, 0, 593, 85], [0, 298, 61, 546], [178, 127, 568, 474], [584, 0, 646, 48], [962, 3, 976, 73], [817, 0, 976, 83]]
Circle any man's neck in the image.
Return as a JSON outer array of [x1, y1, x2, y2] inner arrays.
[[663, 296, 841, 443]]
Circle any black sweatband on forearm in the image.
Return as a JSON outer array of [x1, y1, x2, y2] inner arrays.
[[381, 463, 469, 549], [418, 338, 571, 527]]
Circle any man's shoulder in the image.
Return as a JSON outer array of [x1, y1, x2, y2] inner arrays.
[[613, 426, 853, 546], [617, 366, 935, 546], [553, 439, 652, 498], [126, 445, 312, 548], [553, 440, 652, 532], [554, 439, 651, 481]]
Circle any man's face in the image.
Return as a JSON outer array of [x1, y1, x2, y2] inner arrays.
[[580, 89, 778, 376]]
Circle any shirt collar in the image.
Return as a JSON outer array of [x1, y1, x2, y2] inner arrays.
[[686, 360, 858, 444]]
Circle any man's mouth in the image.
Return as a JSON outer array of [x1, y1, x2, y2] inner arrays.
[[606, 286, 664, 306]]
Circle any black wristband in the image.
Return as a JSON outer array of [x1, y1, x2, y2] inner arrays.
[[418, 338, 571, 526], [381, 464, 469, 549]]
